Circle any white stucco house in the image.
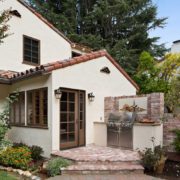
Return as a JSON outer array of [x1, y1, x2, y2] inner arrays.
[[171, 40, 180, 53], [0, 0, 139, 156]]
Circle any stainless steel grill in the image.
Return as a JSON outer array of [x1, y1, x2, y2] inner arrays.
[[107, 112, 135, 149]]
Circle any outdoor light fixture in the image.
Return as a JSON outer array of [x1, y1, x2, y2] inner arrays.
[[54, 88, 62, 99], [88, 92, 95, 102]]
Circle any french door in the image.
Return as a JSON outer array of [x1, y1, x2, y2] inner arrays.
[[60, 89, 85, 149]]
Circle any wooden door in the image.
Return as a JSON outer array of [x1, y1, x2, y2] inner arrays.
[[60, 89, 85, 149]]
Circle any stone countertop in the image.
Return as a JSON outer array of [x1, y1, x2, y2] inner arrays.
[[134, 122, 162, 126]]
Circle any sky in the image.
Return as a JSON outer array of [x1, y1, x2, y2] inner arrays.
[[150, 0, 180, 48]]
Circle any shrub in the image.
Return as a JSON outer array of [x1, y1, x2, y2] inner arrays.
[[13, 143, 44, 161], [139, 145, 166, 172], [0, 139, 12, 151], [30, 145, 44, 161], [173, 129, 180, 153], [139, 148, 159, 171], [13, 142, 28, 148], [0, 146, 32, 170], [0, 92, 19, 151], [47, 158, 71, 177]]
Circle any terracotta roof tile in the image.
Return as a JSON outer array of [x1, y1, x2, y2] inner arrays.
[[0, 70, 17, 79], [1, 50, 139, 90]]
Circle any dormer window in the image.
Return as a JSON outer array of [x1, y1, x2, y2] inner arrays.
[[23, 35, 40, 66]]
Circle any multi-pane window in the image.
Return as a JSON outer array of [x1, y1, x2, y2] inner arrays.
[[10, 92, 25, 125], [27, 88, 48, 127], [10, 88, 48, 128], [23, 35, 40, 65]]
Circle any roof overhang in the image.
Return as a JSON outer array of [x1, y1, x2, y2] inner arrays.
[[2, 50, 139, 91]]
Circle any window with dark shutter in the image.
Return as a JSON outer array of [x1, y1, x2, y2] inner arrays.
[[23, 35, 40, 65]]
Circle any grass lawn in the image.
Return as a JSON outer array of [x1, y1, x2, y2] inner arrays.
[[0, 170, 18, 180]]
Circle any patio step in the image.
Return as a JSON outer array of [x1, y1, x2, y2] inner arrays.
[[61, 162, 144, 175]]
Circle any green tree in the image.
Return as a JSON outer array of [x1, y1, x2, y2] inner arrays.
[[28, 0, 167, 76], [134, 51, 169, 94], [134, 51, 180, 95], [0, 0, 10, 44], [165, 77, 180, 113]]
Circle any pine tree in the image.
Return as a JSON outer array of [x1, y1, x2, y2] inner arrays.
[[29, 0, 167, 76]]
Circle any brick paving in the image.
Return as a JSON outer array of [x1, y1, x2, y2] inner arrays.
[[48, 174, 163, 180], [52, 145, 144, 175], [52, 144, 140, 162]]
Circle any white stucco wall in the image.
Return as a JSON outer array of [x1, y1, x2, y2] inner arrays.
[[0, 0, 71, 72], [51, 56, 137, 151], [171, 42, 180, 53], [0, 55, 137, 156], [94, 122, 107, 146], [6, 75, 53, 157], [133, 123, 163, 151]]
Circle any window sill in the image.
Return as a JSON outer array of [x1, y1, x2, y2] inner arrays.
[[11, 124, 48, 129], [22, 61, 40, 66]]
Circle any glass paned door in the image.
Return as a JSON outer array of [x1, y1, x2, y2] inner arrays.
[[60, 91, 78, 149], [60, 89, 85, 149]]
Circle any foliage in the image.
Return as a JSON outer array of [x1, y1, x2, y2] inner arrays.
[[139, 145, 166, 171], [159, 53, 180, 81], [0, 92, 19, 150], [13, 143, 44, 161], [0, 146, 32, 170], [139, 147, 158, 171], [173, 129, 180, 153], [30, 145, 44, 161], [0, 171, 17, 180], [47, 157, 71, 177], [134, 51, 169, 94], [0, 139, 12, 151], [0, 0, 11, 44], [28, 0, 167, 76], [12, 142, 28, 148], [165, 77, 180, 113]]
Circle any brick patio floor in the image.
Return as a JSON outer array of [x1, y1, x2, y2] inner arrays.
[[52, 144, 140, 162], [48, 174, 163, 180]]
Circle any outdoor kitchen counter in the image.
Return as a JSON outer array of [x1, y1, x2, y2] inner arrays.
[[133, 122, 163, 151]]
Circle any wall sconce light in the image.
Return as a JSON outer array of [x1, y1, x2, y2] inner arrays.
[[88, 92, 95, 102], [54, 88, 62, 99]]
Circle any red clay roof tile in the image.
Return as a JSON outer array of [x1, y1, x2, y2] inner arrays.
[[2, 50, 139, 90]]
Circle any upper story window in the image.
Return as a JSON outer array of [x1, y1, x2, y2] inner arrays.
[[23, 35, 40, 65]]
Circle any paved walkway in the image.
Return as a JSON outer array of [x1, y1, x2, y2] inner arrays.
[[48, 174, 163, 180], [52, 145, 140, 162]]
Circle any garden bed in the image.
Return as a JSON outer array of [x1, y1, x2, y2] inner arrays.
[[146, 160, 180, 180]]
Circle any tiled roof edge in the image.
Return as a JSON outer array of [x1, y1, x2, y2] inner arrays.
[[1, 50, 139, 90]]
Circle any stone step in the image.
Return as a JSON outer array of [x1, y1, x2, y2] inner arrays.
[[61, 163, 144, 175], [76, 161, 140, 165]]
